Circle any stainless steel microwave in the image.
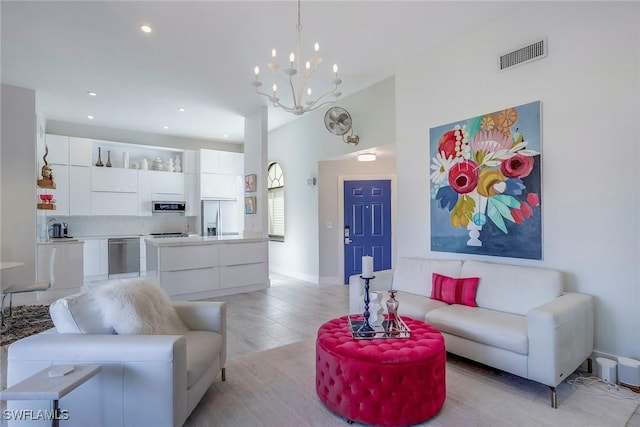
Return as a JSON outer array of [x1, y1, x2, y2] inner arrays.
[[152, 201, 186, 214]]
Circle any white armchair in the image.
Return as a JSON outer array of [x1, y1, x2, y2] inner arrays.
[[6, 300, 226, 427]]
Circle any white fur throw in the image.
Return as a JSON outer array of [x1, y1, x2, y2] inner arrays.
[[92, 279, 189, 335]]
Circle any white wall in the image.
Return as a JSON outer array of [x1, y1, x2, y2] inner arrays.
[[395, 2, 639, 358], [1, 85, 38, 290], [244, 108, 268, 235], [318, 156, 397, 284], [268, 77, 395, 283]]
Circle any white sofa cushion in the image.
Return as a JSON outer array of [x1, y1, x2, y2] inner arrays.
[[392, 257, 463, 297], [426, 304, 528, 355], [462, 260, 563, 316], [49, 291, 115, 334], [393, 290, 449, 320], [184, 330, 223, 388], [92, 278, 189, 335]]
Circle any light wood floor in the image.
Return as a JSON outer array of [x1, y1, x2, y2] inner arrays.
[[209, 274, 349, 359]]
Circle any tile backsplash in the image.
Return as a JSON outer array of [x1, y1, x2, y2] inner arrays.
[[39, 215, 196, 240]]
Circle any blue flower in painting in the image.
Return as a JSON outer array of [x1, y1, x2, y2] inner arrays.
[[435, 186, 458, 211], [503, 178, 525, 196]]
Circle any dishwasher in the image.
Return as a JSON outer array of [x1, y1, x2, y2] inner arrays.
[[108, 238, 140, 277]]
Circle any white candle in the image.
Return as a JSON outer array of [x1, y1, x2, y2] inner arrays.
[[362, 256, 374, 278]]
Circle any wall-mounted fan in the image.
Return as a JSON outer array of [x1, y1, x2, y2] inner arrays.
[[324, 106, 359, 145]]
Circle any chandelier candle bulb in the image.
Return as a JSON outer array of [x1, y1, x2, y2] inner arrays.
[[362, 256, 374, 279], [252, 0, 342, 115]]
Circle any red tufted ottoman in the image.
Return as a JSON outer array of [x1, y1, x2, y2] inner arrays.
[[316, 316, 446, 426]]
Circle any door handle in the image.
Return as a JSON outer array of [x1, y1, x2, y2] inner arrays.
[[344, 237, 352, 244]]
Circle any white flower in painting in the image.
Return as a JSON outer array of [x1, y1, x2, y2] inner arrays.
[[430, 151, 456, 184]]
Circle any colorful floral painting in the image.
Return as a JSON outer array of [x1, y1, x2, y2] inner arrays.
[[429, 101, 542, 260]]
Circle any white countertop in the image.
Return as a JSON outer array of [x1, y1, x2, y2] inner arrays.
[[145, 233, 267, 246], [37, 238, 85, 245]]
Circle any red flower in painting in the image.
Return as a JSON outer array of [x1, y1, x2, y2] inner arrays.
[[437, 130, 458, 159], [527, 193, 540, 207], [511, 208, 525, 224], [448, 160, 479, 194], [520, 201, 533, 218], [501, 153, 534, 178]]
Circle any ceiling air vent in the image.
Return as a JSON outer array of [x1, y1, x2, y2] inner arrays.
[[499, 38, 547, 71]]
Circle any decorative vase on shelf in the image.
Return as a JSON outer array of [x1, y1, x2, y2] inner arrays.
[[141, 158, 148, 170], [95, 147, 104, 167], [106, 150, 112, 167], [165, 158, 174, 172], [367, 291, 385, 327], [122, 152, 130, 169], [174, 156, 182, 172]]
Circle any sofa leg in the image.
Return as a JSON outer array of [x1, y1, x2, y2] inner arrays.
[[221, 367, 226, 382], [549, 386, 557, 409], [587, 357, 593, 374]]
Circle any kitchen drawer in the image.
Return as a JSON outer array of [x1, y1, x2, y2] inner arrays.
[[159, 245, 220, 272], [220, 241, 268, 266], [220, 262, 268, 289], [161, 267, 220, 296]]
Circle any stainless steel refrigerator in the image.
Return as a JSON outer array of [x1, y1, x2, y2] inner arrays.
[[201, 199, 242, 236]]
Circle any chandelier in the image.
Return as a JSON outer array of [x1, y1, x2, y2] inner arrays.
[[251, 0, 342, 115]]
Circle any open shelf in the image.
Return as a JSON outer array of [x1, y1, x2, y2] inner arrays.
[[37, 179, 56, 189]]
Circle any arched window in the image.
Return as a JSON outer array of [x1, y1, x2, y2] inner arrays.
[[267, 162, 285, 241]]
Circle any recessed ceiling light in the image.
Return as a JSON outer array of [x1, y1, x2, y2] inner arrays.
[[163, 125, 169, 130], [223, 134, 229, 138], [87, 115, 94, 120], [87, 91, 97, 97], [357, 153, 376, 162], [178, 107, 185, 112], [140, 25, 152, 33]]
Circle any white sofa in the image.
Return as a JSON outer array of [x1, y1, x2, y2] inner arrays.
[[349, 257, 594, 407], [6, 299, 226, 427]]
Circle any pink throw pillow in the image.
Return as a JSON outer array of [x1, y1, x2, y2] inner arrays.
[[431, 273, 480, 307]]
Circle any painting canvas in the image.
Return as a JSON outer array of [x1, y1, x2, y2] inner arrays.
[[245, 174, 256, 192], [245, 196, 256, 214], [429, 101, 542, 260]]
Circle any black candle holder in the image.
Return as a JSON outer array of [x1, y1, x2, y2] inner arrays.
[[356, 275, 376, 338]]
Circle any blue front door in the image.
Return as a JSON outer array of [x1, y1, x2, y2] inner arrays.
[[344, 180, 392, 283]]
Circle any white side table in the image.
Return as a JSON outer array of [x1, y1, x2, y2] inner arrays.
[[0, 364, 101, 427]]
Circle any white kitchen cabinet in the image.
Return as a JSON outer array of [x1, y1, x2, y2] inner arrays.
[[218, 151, 241, 175], [185, 173, 199, 217], [200, 149, 219, 173], [140, 237, 147, 273], [183, 150, 198, 174], [69, 137, 93, 166], [44, 134, 69, 164], [201, 173, 235, 199], [91, 167, 137, 193], [37, 241, 84, 301], [83, 238, 108, 280], [69, 166, 91, 216], [151, 170, 184, 195], [91, 192, 138, 216], [45, 165, 69, 217], [146, 239, 268, 299], [137, 170, 153, 216]]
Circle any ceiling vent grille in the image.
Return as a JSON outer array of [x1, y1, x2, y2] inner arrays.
[[499, 38, 547, 71]]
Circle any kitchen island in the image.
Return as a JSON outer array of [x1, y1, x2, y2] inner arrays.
[[145, 233, 269, 300]]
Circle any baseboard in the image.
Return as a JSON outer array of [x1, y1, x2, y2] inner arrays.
[[318, 276, 341, 285], [269, 266, 318, 284]]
